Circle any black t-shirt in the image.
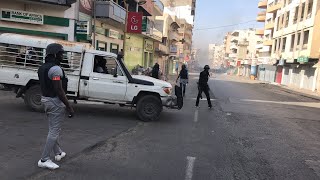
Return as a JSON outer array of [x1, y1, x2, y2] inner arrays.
[[198, 70, 209, 86], [179, 69, 188, 79]]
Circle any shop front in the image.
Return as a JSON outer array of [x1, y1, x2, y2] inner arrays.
[[124, 34, 144, 71], [143, 39, 154, 68], [0, 1, 76, 40]]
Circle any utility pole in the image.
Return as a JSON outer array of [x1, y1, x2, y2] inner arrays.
[[92, 0, 96, 49], [123, 0, 129, 60]]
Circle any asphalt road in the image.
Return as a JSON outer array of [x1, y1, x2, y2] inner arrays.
[[1, 74, 320, 180]]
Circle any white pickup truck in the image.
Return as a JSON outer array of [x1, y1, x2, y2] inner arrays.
[[0, 34, 182, 121]]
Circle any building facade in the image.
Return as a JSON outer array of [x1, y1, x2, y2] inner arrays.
[[256, 0, 320, 91], [0, 0, 77, 41]]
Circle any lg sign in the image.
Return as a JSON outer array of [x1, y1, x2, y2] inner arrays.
[[127, 12, 143, 34]]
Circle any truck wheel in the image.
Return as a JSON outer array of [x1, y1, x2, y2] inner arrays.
[[136, 95, 162, 122], [24, 85, 43, 112]]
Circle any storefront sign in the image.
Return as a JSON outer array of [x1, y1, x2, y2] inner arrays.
[[170, 45, 177, 53], [108, 29, 120, 39], [1, 9, 43, 25], [127, 12, 143, 34], [144, 40, 153, 51], [95, 27, 105, 35], [76, 21, 90, 34], [297, 56, 309, 63]]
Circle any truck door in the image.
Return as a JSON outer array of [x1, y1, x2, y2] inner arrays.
[[88, 55, 127, 101]]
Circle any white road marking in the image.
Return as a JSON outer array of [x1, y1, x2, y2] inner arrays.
[[185, 156, 196, 180], [194, 109, 199, 122], [190, 98, 216, 101], [240, 99, 320, 108], [226, 113, 232, 116]]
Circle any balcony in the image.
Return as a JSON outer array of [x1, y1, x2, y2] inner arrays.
[[263, 39, 273, 46], [95, 0, 126, 24], [169, 31, 180, 42], [256, 11, 266, 22], [155, 43, 169, 55], [153, 0, 164, 16], [20, 0, 76, 7], [267, 2, 283, 13], [265, 22, 275, 30], [258, 0, 267, 9], [255, 29, 264, 35]]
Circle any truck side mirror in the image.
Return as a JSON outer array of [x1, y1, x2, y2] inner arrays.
[[111, 68, 117, 77]]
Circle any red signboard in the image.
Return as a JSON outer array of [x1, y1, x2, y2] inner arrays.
[[127, 12, 143, 34]]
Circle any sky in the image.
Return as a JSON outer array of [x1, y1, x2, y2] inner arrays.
[[193, 0, 262, 64]]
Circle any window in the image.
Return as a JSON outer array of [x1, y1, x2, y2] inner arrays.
[[307, 0, 313, 19], [110, 43, 119, 54], [294, 6, 299, 24], [300, 3, 305, 21], [285, 11, 290, 28], [274, 39, 278, 53], [281, 37, 287, 52], [303, 30, 309, 49], [290, 34, 295, 51], [296, 32, 301, 50], [93, 56, 124, 76]]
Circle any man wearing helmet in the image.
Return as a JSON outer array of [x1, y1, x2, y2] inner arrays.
[[37, 43, 74, 170], [195, 65, 212, 109]]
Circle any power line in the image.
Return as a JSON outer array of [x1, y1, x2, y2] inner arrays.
[[194, 20, 257, 31]]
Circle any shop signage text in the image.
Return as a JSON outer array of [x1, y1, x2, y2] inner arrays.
[[127, 12, 143, 34], [145, 40, 154, 51], [297, 56, 309, 63], [170, 45, 177, 53], [1, 9, 43, 25], [109, 29, 120, 39], [76, 21, 90, 34]]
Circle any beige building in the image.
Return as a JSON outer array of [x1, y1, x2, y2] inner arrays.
[[256, 0, 320, 91]]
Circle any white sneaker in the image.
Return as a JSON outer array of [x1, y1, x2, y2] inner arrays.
[[55, 152, 66, 161], [38, 159, 59, 170]]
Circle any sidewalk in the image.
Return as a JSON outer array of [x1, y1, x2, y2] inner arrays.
[[229, 75, 320, 101]]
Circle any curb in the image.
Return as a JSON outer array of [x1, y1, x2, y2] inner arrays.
[[228, 75, 320, 101]]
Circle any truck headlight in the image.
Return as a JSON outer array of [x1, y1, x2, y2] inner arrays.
[[163, 87, 172, 95]]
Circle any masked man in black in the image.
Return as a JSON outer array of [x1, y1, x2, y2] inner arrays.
[[37, 43, 74, 170], [196, 65, 212, 109]]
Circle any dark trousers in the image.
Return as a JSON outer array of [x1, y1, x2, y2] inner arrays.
[[196, 85, 212, 107], [180, 83, 186, 96]]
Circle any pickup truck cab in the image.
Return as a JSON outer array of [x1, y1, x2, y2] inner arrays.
[[0, 34, 181, 121]]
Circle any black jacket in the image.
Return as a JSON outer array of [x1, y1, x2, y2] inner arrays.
[[198, 70, 210, 87]]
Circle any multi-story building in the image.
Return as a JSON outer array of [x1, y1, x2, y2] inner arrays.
[[208, 44, 225, 69], [0, 0, 77, 41], [256, 0, 320, 91], [176, 18, 193, 65]]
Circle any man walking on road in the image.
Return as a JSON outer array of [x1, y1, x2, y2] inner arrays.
[[37, 43, 74, 170], [196, 65, 212, 109]]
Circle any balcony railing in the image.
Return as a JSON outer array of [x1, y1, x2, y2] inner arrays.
[[265, 22, 275, 30], [95, 0, 126, 24], [263, 39, 273, 46], [169, 31, 180, 41], [257, 11, 266, 22], [255, 29, 264, 35], [267, 1, 283, 13], [258, 0, 267, 9]]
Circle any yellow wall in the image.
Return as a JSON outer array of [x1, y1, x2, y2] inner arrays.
[[124, 34, 144, 71], [310, 5, 320, 59]]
